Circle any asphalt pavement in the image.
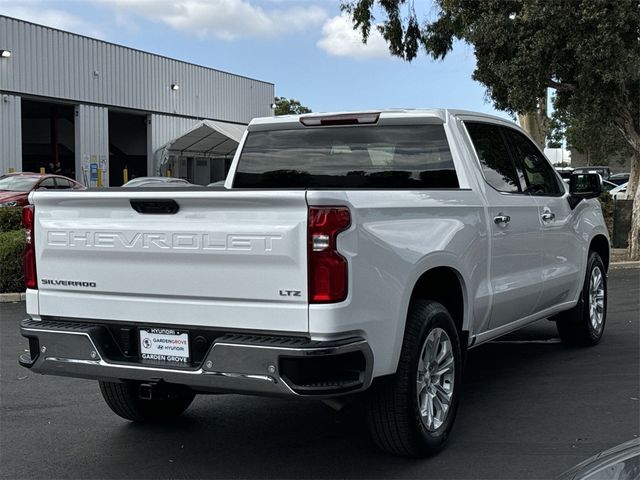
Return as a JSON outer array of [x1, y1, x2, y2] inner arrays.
[[1, 267, 638, 479]]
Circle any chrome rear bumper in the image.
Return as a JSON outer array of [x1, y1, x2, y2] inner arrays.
[[19, 319, 373, 398]]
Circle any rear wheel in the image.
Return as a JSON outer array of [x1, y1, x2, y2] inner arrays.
[[99, 380, 195, 422], [365, 300, 462, 457], [555, 251, 607, 346]]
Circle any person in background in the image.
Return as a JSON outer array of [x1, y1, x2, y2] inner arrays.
[[48, 159, 62, 175]]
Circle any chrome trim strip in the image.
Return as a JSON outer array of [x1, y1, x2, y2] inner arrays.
[[206, 372, 277, 383], [210, 339, 369, 354], [44, 357, 101, 365], [43, 356, 278, 384]]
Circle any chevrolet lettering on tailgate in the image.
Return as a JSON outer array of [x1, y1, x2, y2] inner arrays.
[[46, 231, 283, 252]]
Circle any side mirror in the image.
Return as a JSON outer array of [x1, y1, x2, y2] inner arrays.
[[569, 173, 602, 208]]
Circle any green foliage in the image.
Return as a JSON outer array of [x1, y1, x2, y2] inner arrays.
[[546, 113, 564, 149], [0, 207, 22, 233], [342, 0, 639, 155], [598, 191, 614, 239], [0, 229, 25, 293], [274, 97, 312, 116], [549, 103, 633, 166]]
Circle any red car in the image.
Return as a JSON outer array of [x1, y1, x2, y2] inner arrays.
[[0, 172, 85, 208]]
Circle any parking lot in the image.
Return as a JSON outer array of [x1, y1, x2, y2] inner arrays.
[[1, 266, 638, 480]]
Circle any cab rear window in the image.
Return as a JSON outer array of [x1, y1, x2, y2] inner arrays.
[[233, 125, 459, 189]]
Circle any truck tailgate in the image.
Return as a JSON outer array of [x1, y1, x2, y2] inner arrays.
[[32, 190, 309, 333]]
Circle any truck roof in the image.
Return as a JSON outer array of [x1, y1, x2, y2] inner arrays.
[[249, 109, 515, 127]]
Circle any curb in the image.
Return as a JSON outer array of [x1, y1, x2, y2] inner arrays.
[[610, 261, 640, 270], [0, 292, 26, 303]]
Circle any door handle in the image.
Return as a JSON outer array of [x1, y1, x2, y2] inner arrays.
[[541, 212, 556, 222], [494, 214, 511, 225]]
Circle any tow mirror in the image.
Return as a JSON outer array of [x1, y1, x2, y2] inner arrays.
[[569, 173, 602, 208]]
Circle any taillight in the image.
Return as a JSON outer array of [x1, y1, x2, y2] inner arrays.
[[308, 207, 351, 303], [22, 205, 37, 289]]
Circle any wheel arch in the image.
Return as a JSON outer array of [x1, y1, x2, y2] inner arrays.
[[403, 266, 469, 360], [589, 234, 610, 272]]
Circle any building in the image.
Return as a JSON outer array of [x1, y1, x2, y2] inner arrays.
[[543, 147, 571, 166], [0, 16, 274, 186]]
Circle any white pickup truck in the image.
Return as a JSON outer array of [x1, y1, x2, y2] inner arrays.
[[19, 110, 609, 457]]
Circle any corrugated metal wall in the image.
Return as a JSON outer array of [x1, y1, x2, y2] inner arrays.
[[0, 94, 22, 174], [0, 16, 274, 123], [147, 114, 200, 175], [75, 104, 108, 186]]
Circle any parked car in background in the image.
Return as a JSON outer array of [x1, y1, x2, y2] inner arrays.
[[602, 180, 618, 192], [610, 182, 628, 200], [556, 437, 640, 480], [572, 166, 611, 180], [122, 177, 194, 188], [555, 167, 574, 180], [206, 180, 226, 188], [0, 172, 84, 207], [609, 173, 629, 186]]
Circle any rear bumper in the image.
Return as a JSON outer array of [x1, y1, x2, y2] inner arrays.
[[19, 318, 373, 398]]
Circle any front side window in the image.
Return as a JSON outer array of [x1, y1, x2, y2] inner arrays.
[[503, 128, 563, 196], [465, 122, 520, 193], [233, 125, 459, 189]]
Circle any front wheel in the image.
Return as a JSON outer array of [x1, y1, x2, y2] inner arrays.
[[555, 251, 607, 346], [365, 300, 463, 457]]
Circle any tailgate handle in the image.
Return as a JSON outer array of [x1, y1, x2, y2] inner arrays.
[[130, 199, 179, 214]]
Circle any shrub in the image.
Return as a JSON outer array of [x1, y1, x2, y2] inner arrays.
[[0, 229, 25, 293], [598, 192, 614, 239], [0, 207, 23, 233]]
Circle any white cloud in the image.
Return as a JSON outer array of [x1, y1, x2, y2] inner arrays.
[[317, 13, 390, 60], [0, 4, 104, 38], [95, 0, 327, 40]]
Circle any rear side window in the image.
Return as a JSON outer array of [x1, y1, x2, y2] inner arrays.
[[55, 178, 73, 189], [38, 178, 56, 189], [465, 122, 520, 193], [233, 125, 459, 189]]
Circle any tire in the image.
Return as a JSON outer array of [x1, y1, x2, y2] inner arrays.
[[365, 300, 463, 457], [555, 251, 607, 346], [99, 380, 195, 422]]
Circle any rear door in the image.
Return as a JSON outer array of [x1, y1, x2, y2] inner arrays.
[[33, 190, 309, 333], [465, 122, 543, 330]]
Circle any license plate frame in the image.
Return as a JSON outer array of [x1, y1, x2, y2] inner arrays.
[[139, 327, 190, 365]]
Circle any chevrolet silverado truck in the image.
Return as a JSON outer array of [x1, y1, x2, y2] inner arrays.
[[19, 110, 609, 457]]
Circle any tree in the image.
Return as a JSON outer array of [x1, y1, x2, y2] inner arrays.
[[549, 107, 633, 167], [546, 113, 564, 149], [343, 0, 640, 258], [274, 97, 312, 116]]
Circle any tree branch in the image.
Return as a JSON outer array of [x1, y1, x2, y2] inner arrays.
[[547, 79, 576, 92], [614, 109, 640, 154]]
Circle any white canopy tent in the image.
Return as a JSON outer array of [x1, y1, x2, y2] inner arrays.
[[156, 120, 247, 184]]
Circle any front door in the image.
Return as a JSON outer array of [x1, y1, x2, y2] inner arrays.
[[465, 122, 543, 330], [502, 127, 582, 311]]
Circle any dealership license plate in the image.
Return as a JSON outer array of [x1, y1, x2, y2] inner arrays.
[[139, 328, 190, 364]]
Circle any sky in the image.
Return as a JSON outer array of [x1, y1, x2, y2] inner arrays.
[[0, 0, 511, 119]]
